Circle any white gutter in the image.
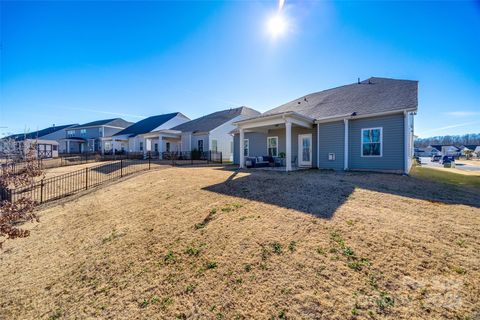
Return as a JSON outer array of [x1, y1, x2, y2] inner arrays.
[[315, 108, 417, 124]]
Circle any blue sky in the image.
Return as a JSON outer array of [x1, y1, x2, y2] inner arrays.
[[1, 1, 479, 138]]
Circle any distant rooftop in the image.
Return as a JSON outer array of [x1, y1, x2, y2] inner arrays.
[[3, 124, 77, 141], [171, 107, 260, 133], [114, 112, 187, 137], [74, 118, 133, 129]]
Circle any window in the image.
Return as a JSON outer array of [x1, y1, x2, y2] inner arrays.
[[80, 129, 87, 135], [52, 145, 58, 151], [211, 139, 218, 152], [361, 127, 382, 157], [267, 136, 278, 157], [198, 140, 204, 153], [139, 141, 144, 151], [166, 142, 171, 152], [243, 139, 249, 157], [67, 130, 75, 136], [154, 143, 158, 152]]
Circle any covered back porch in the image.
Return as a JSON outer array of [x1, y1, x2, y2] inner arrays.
[[140, 130, 183, 159], [234, 112, 316, 171]]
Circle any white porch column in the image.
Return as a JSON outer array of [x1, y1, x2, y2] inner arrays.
[[239, 128, 245, 168], [112, 138, 116, 155], [143, 138, 148, 157], [66, 140, 70, 154], [285, 120, 292, 172], [403, 111, 409, 175], [101, 139, 105, 155], [158, 135, 164, 159], [344, 119, 349, 170]]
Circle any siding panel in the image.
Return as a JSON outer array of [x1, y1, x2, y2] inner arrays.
[[349, 114, 404, 171], [318, 121, 344, 170]]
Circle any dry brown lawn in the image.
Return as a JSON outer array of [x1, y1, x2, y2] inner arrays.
[[1, 167, 479, 319]]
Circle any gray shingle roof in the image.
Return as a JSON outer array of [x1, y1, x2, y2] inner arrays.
[[4, 124, 77, 141], [171, 107, 260, 133], [113, 112, 187, 137], [74, 118, 133, 129], [263, 77, 418, 120]]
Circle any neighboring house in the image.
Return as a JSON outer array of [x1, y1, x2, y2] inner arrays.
[[233, 77, 418, 174], [105, 112, 190, 154], [475, 146, 480, 157], [415, 145, 440, 157], [459, 145, 479, 157], [1, 124, 77, 159], [429, 145, 460, 157], [59, 118, 133, 154], [151, 107, 260, 160]]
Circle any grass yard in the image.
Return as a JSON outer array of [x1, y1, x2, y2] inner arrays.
[[1, 167, 479, 319], [412, 166, 480, 189]]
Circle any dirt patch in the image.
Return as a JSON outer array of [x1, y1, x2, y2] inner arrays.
[[1, 167, 479, 319]]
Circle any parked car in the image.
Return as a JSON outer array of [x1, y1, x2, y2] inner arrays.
[[431, 155, 441, 162], [439, 155, 455, 165]]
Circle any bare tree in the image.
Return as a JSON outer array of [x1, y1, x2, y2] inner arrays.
[[0, 141, 44, 249], [415, 133, 480, 148]]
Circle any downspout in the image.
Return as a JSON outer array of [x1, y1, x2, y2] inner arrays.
[[344, 119, 349, 170], [317, 123, 320, 169], [403, 111, 409, 175]]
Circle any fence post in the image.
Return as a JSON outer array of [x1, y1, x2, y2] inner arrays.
[[220, 152, 223, 164], [40, 179, 44, 203], [120, 159, 123, 177], [85, 167, 88, 190], [191, 151, 193, 165], [149, 156, 151, 170], [207, 151, 210, 164]]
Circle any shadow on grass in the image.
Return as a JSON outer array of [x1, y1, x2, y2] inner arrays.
[[202, 167, 480, 218]]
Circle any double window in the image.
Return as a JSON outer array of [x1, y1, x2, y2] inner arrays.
[[67, 130, 75, 136], [80, 129, 87, 135], [361, 127, 382, 157], [198, 140, 204, 153], [243, 139, 249, 157], [267, 136, 278, 157], [139, 141, 144, 151]]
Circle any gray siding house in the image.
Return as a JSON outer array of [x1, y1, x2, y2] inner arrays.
[[60, 118, 133, 153], [233, 77, 418, 174]]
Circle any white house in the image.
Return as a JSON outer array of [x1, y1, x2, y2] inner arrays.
[[103, 112, 190, 154], [150, 107, 260, 160]]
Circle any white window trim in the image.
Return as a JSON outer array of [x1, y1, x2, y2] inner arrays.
[[243, 139, 249, 157], [267, 136, 278, 157], [361, 127, 383, 158]]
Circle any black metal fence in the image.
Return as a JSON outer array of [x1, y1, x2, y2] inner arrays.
[[0, 151, 223, 204], [160, 151, 222, 164]]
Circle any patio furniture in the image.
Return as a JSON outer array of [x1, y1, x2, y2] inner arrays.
[[245, 156, 275, 168]]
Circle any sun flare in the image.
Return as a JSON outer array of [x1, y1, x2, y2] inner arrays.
[[267, 13, 288, 38]]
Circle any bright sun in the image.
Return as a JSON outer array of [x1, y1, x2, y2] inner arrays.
[[267, 14, 288, 38]]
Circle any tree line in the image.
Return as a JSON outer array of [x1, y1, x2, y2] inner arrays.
[[415, 133, 480, 148]]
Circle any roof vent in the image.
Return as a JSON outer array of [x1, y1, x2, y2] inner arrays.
[[368, 79, 372, 84], [357, 77, 360, 84], [351, 112, 357, 117]]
